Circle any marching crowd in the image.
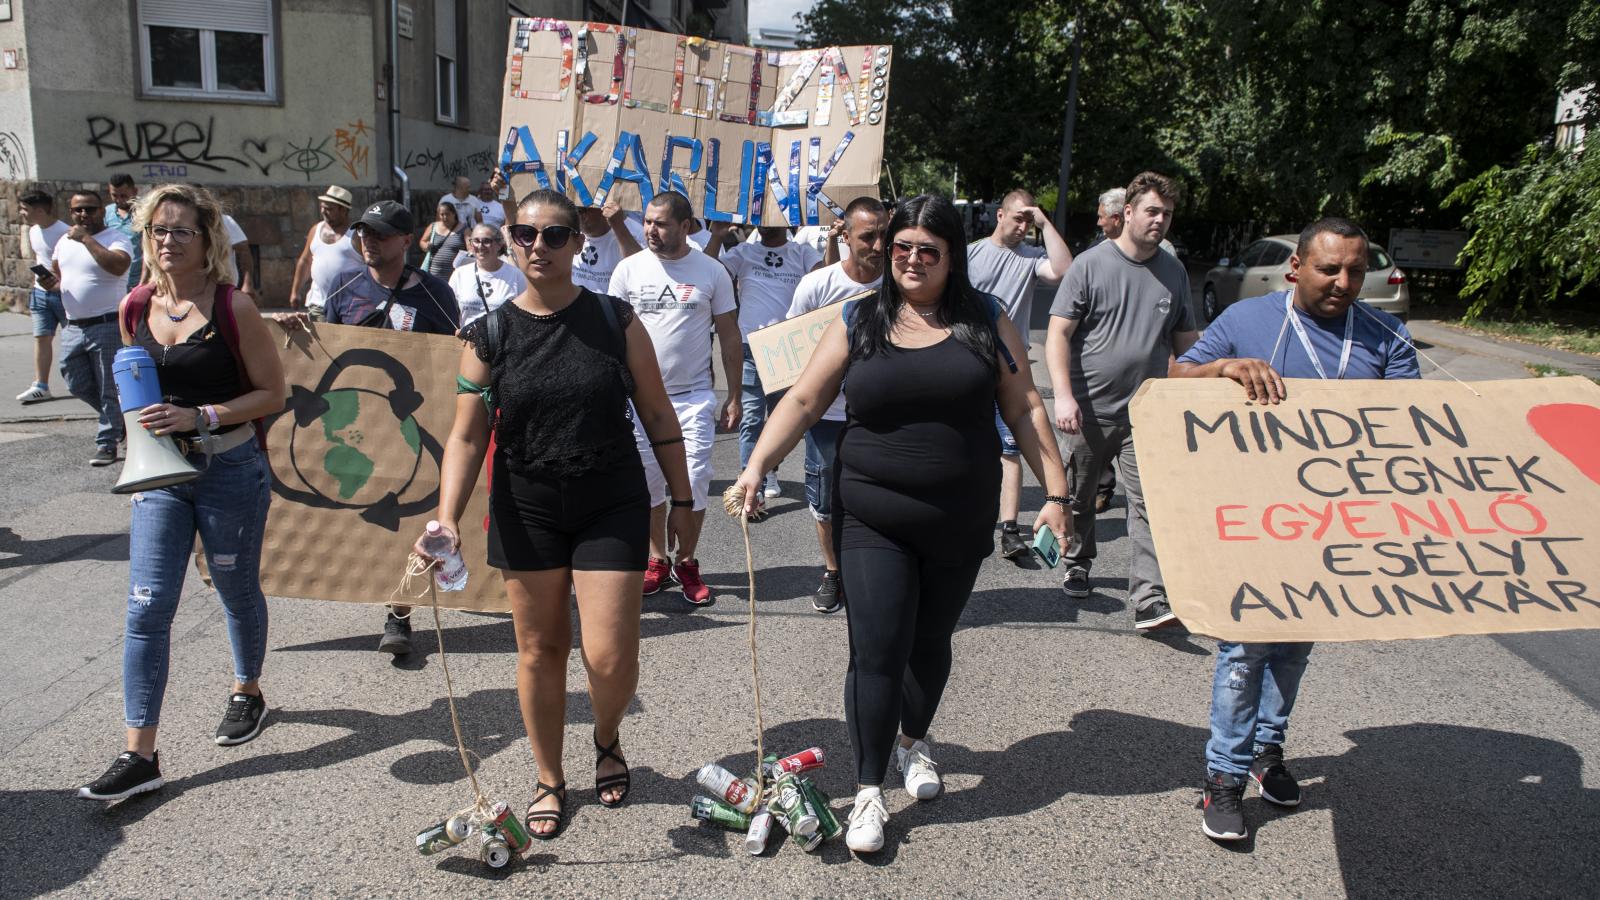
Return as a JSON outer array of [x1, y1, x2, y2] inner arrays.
[[18, 167, 1416, 853]]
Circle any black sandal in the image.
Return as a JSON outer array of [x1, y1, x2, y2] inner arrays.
[[525, 780, 568, 840], [594, 731, 631, 808]]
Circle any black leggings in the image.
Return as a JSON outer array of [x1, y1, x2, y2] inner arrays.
[[841, 542, 984, 786]]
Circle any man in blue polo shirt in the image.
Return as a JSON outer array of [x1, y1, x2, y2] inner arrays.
[[1173, 216, 1418, 843]]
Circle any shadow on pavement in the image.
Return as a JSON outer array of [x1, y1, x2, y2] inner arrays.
[[0, 527, 128, 572], [958, 586, 1123, 629], [1302, 724, 1600, 898]]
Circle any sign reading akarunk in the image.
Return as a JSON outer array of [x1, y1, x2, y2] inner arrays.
[[1130, 377, 1600, 643], [497, 19, 891, 226]]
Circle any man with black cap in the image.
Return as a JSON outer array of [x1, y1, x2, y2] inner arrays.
[[275, 199, 459, 655]]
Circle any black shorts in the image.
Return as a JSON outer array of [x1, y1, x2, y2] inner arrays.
[[487, 453, 650, 572]]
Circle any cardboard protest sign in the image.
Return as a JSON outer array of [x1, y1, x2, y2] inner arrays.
[[259, 324, 508, 613], [1129, 376, 1600, 642], [745, 292, 868, 394], [499, 19, 891, 226]]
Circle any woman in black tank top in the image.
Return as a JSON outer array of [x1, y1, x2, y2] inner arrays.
[[733, 195, 1072, 855], [417, 187, 694, 840], [77, 184, 287, 802]]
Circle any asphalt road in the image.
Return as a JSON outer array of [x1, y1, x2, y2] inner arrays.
[[1, 302, 1598, 899]]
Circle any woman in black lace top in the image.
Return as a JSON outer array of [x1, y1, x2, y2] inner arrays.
[[417, 189, 693, 840]]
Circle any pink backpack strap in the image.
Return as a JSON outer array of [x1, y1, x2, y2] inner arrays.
[[211, 284, 270, 451], [121, 284, 158, 338]]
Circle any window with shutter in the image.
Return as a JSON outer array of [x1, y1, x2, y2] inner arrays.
[[136, 0, 277, 101]]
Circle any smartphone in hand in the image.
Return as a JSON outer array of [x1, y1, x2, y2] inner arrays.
[[1031, 525, 1061, 568]]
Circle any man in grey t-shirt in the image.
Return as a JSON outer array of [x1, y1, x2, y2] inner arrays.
[[967, 189, 1073, 560], [1044, 172, 1198, 630]]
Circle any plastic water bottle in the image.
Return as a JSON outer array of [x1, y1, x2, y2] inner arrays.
[[420, 520, 468, 592]]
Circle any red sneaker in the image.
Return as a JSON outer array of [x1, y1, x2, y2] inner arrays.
[[642, 557, 673, 596], [673, 559, 713, 606]]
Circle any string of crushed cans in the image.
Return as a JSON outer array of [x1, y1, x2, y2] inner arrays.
[[691, 747, 842, 853], [415, 799, 533, 869]]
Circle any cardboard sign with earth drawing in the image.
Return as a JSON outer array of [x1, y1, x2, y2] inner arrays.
[[259, 324, 508, 613], [1129, 376, 1600, 642], [498, 19, 891, 225]]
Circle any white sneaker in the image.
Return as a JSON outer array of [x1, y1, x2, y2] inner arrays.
[[15, 383, 50, 404], [896, 739, 942, 800], [763, 472, 782, 498], [845, 787, 889, 854]]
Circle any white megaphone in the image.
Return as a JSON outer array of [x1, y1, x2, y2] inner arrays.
[[111, 346, 201, 494]]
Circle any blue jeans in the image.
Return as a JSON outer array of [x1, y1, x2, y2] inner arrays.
[[124, 440, 272, 728], [803, 417, 844, 521], [994, 404, 1019, 457], [28, 288, 66, 336], [738, 343, 777, 469], [58, 320, 124, 450], [1205, 641, 1314, 777]]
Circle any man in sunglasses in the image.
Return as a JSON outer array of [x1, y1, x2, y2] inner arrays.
[[52, 190, 134, 467], [609, 191, 741, 606], [967, 189, 1073, 561], [1045, 171, 1198, 631], [277, 199, 460, 656]]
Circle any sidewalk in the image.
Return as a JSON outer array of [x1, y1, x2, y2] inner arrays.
[[0, 310, 96, 425], [1408, 318, 1600, 381]]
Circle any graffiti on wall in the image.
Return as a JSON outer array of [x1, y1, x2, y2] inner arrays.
[[84, 115, 374, 184], [402, 147, 496, 183], [0, 131, 27, 179]]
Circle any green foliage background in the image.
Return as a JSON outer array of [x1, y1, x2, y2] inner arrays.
[[798, 0, 1600, 314]]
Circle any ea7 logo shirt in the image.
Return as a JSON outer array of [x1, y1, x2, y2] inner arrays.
[[609, 249, 736, 394]]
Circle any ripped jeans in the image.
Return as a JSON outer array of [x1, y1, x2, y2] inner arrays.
[[1205, 641, 1314, 778], [124, 439, 271, 728]]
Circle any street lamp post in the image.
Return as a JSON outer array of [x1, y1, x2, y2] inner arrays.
[[1054, 17, 1082, 235]]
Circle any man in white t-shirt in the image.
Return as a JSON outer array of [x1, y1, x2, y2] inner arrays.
[[706, 221, 823, 497], [52, 190, 134, 466], [445, 176, 477, 226], [471, 179, 509, 229], [783, 196, 887, 613], [572, 200, 644, 295], [966, 189, 1073, 561], [16, 189, 70, 405], [609, 191, 741, 606], [220, 212, 255, 299]]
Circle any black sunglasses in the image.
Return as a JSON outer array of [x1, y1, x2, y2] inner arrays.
[[507, 223, 575, 250]]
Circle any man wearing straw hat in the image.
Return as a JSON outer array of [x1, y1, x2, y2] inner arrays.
[[287, 185, 364, 321]]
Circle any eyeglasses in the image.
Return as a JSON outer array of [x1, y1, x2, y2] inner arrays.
[[147, 225, 200, 245], [890, 241, 943, 266], [507, 223, 575, 250], [468, 238, 500, 247]]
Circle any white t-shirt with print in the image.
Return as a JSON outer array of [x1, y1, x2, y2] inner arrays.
[[472, 198, 507, 228], [721, 239, 822, 337], [56, 227, 135, 319], [449, 261, 527, 326], [609, 249, 736, 394], [572, 219, 645, 296], [788, 261, 879, 422]]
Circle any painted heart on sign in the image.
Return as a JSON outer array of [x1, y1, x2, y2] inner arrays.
[[1526, 403, 1600, 486]]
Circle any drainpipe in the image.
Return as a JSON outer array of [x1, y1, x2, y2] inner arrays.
[[388, 0, 408, 207]]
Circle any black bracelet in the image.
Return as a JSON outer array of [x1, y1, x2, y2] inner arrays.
[[669, 498, 694, 508], [1044, 495, 1072, 507], [650, 436, 684, 447]]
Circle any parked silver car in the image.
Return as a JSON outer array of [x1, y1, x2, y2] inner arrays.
[[1201, 234, 1410, 322]]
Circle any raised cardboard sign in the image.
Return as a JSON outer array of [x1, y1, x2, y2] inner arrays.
[[745, 292, 868, 394], [259, 324, 508, 613], [1129, 376, 1600, 642], [497, 20, 891, 226]]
